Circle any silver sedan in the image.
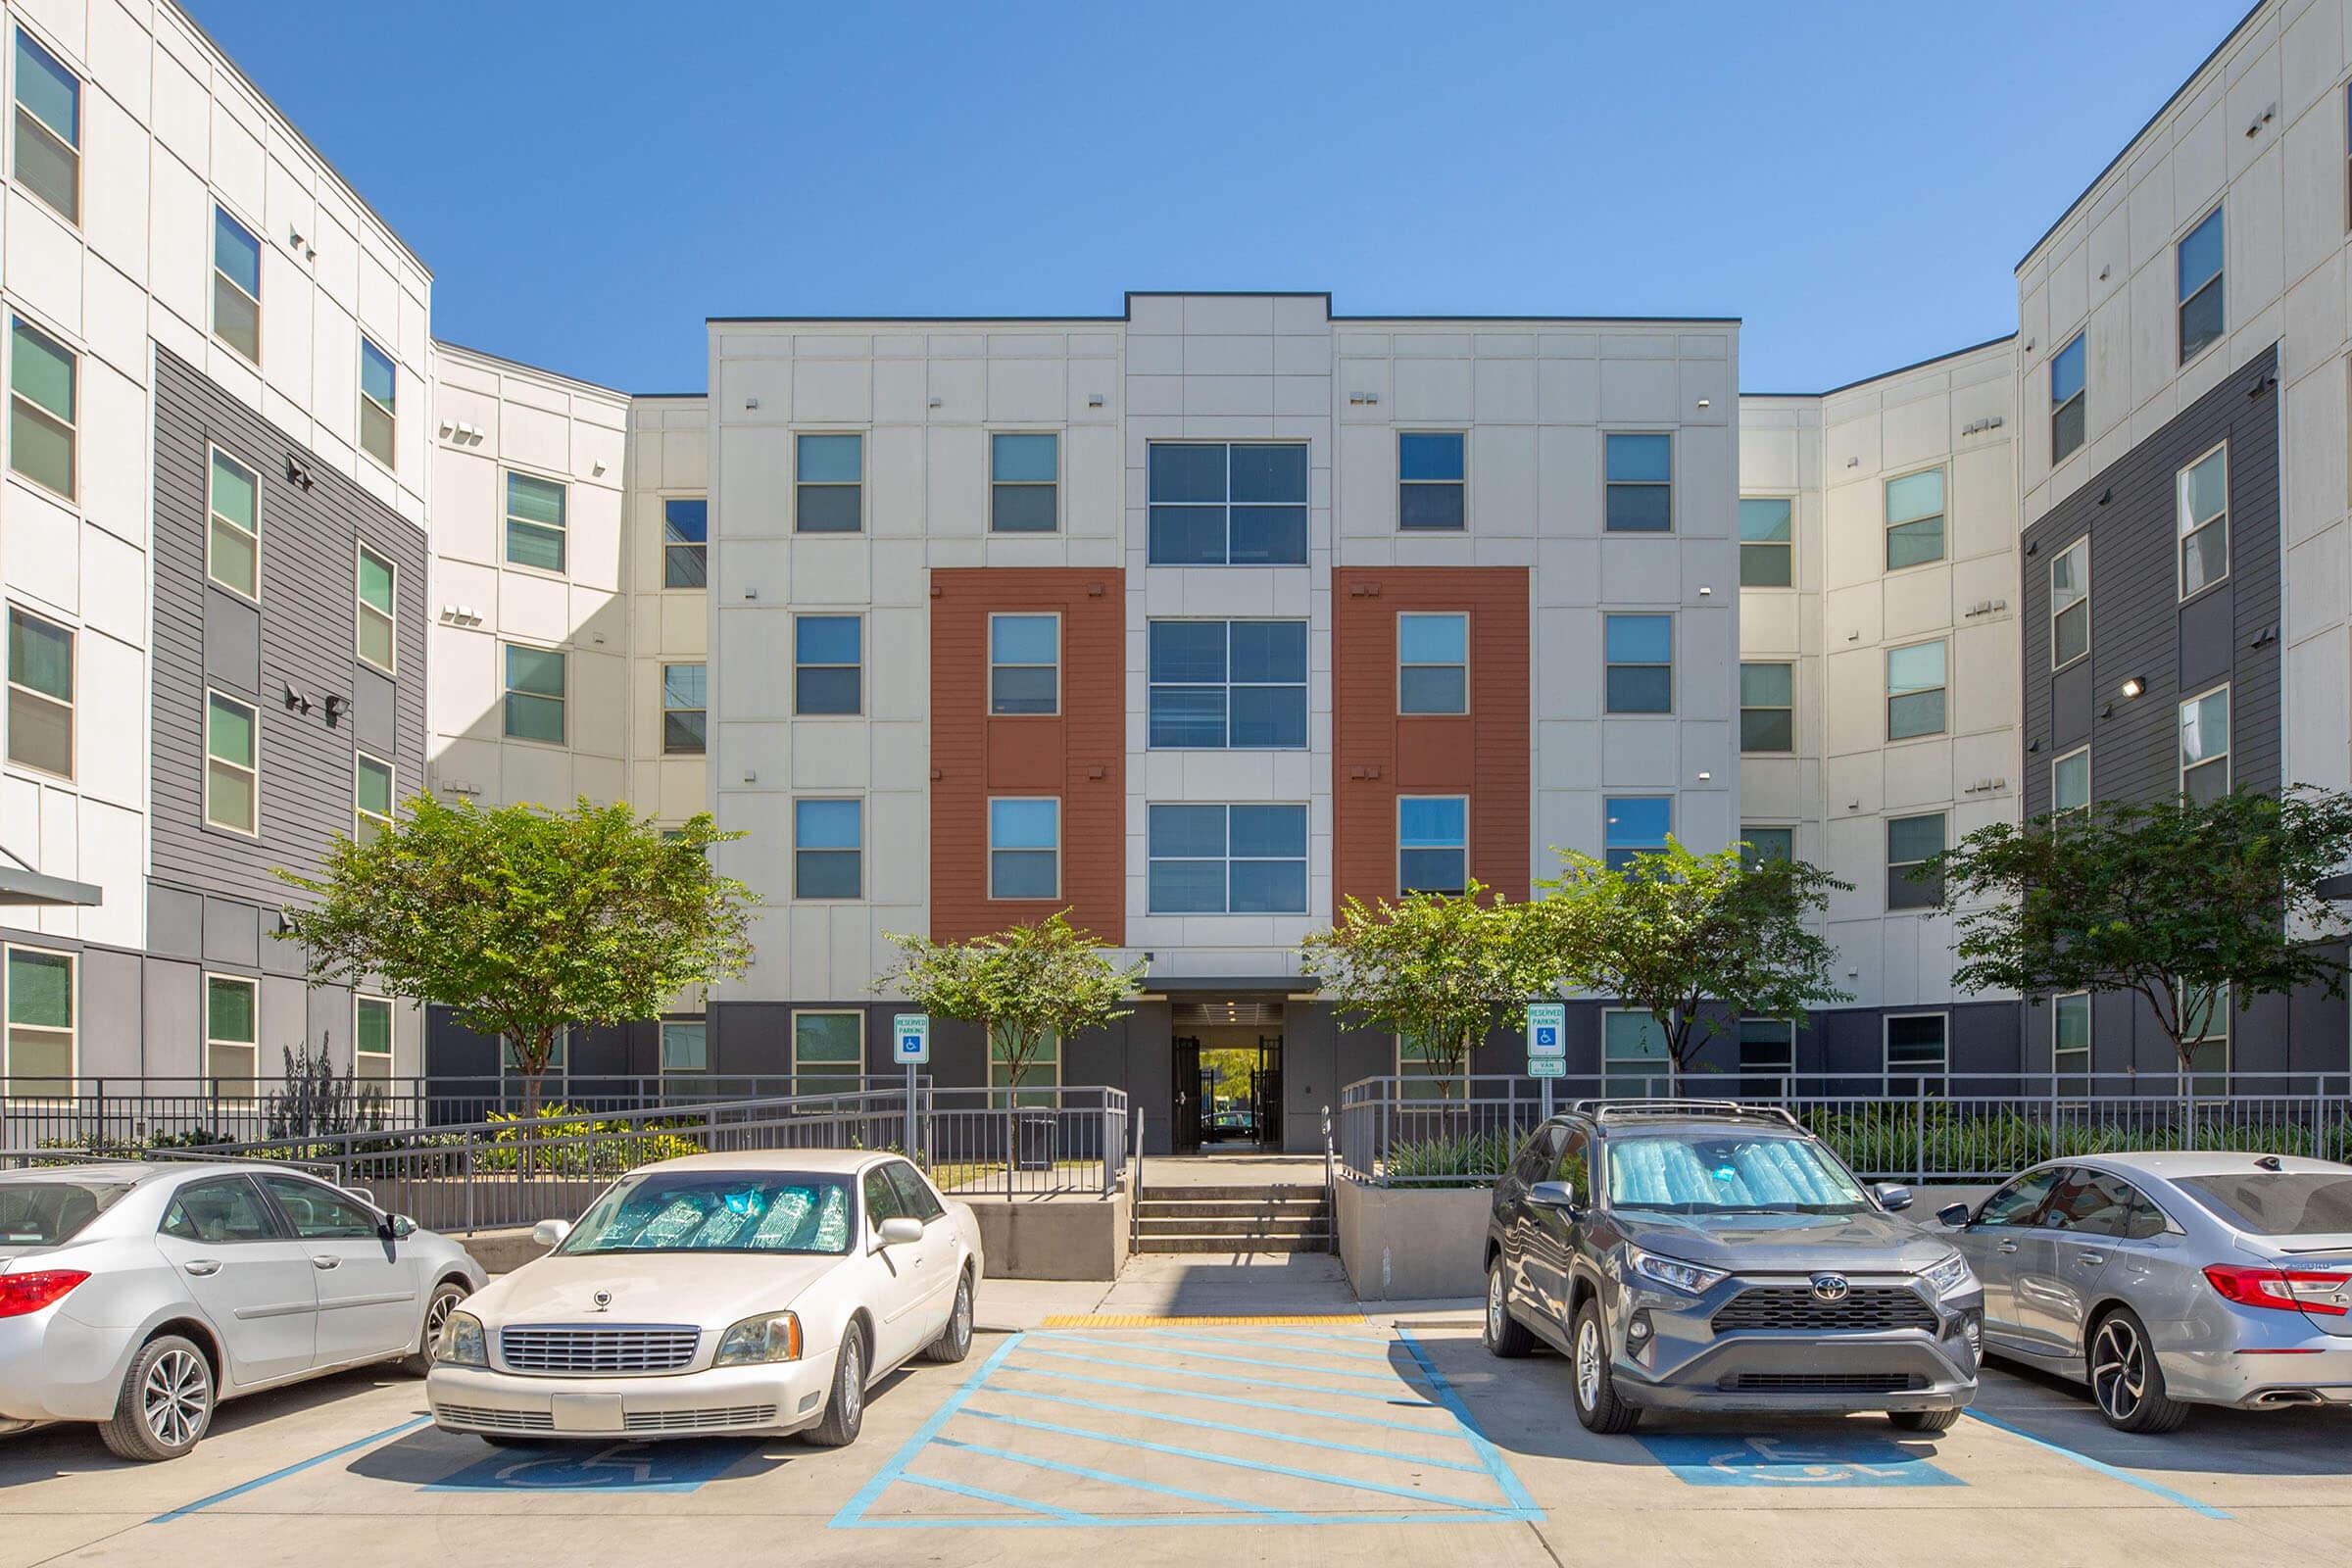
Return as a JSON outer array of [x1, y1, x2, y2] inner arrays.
[[1, 1161, 484, 1460], [1939, 1152, 2352, 1432]]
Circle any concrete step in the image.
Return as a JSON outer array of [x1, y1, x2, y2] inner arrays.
[[1133, 1199, 1331, 1219], [1135, 1214, 1326, 1237], [1136, 1185, 1327, 1202], [1133, 1234, 1333, 1254]]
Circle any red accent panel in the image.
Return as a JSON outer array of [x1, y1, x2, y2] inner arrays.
[[930, 568, 1125, 944]]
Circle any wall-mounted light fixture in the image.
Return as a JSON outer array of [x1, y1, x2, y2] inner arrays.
[[2119, 675, 2146, 699]]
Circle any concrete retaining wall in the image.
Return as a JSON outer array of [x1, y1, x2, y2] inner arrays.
[[966, 1192, 1131, 1281]]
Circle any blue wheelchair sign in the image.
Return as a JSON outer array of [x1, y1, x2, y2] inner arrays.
[[1636, 1433, 1963, 1488]]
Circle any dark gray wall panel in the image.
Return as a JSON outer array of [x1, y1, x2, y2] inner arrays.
[[147, 885, 203, 960], [77, 948, 143, 1077], [203, 590, 259, 695], [201, 895, 258, 967], [141, 956, 203, 1078], [355, 665, 396, 755]]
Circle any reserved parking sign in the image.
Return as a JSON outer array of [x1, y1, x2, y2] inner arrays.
[[893, 1013, 930, 1064]]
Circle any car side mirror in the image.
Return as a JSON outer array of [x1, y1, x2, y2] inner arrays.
[[1936, 1202, 1973, 1228], [531, 1219, 572, 1250], [1528, 1180, 1577, 1213], [384, 1213, 417, 1242], [878, 1216, 924, 1247], [1874, 1183, 1914, 1213]]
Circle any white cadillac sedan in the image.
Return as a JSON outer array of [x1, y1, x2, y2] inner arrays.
[[0, 1161, 485, 1461], [427, 1151, 983, 1447]]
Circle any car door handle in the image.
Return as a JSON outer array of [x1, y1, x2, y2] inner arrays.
[[183, 1259, 221, 1277], [1997, 1240, 2020, 1253], [2076, 1251, 2105, 1266], [312, 1254, 341, 1270]]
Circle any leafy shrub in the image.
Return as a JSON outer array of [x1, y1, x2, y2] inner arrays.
[[1381, 1128, 1517, 1187], [472, 1103, 709, 1177]]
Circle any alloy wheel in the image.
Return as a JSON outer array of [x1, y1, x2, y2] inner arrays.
[[1487, 1269, 1505, 1344], [2091, 1317, 2144, 1422], [840, 1336, 864, 1425], [1575, 1316, 1602, 1410], [423, 1292, 459, 1361], [954, 1282, 973, 1350], [142, 1348, 210, 1449]]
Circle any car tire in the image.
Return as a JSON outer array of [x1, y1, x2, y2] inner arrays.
[[1568, 1298, 1640, 1435], [1886, 1407, 1961, 1433], [921, 1270, 975, 1364], [1483, 1257, 1535, 1359], [402, 1281, 471, 1377], [99, 1334, 215, 1462], [804, 1320, 867, 1447], [2087, 1306, 2189, 1434]]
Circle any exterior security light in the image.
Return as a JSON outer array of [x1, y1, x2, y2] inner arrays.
[[2119, 676, 2146, 699]]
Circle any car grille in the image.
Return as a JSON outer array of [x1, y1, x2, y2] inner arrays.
[[435, 1403, 557, 1432], [622, 1405, 780, 1433], [1711, 1287, 1938, 1335], [500, 1325, 702, 1374], [1721, 1373, 1923, 1395]]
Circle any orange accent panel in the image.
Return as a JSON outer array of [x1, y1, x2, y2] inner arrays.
[[930, 568, 1125, 944], [1333, 567, 1531, 906]]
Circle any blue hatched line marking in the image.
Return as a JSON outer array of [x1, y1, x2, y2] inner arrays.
[[1394, 1325, 1544, 1518], [1021, 1337, 1435, 1395], [1142, 1329, 1396, 1363], [1963, 1409, 2227, 1519], [1020, 1335, 1420, 1382], [1260, 1326, 1406, 1349], [898, 1470, 1102, 1522], [1013, 1345, 1437, 1405], [976, 1385, 1489, 1474], [956, 1407, 1514, 1514], [828, 1331, 1022, 1529], [994, 1361, 1467, 1438], [934, 1434, 1314, 1519]]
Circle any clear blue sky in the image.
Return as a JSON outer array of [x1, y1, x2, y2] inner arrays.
[[189, 0, 2252, 395]]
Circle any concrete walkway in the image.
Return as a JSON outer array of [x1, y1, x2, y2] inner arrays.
[[1135, 1153, 1329, 1188]]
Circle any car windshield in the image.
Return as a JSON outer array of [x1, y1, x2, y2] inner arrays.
[[0, 1180, 136, 1246], [2177, 1172, 2352, 1236], [1606, 1133, 1872, 1214], [558, 1172, 853, 1255]]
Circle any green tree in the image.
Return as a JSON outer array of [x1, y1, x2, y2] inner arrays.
[[1535, 839, 1851, 1088], [878, 911, 1144, 1100], [1298, 881, 1551, 1099], [274, 796, 760, 1113], [1926, 789, 2352, 1074]]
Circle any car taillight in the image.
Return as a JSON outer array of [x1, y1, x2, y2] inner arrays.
[[2203, 1264, 2350, 1316], [0, 1270, 90, 1318]]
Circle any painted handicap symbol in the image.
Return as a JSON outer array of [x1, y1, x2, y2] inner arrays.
[[426, 1437, 752, 1494], [1704, 1435, 1910, 1483], [1637, 1431, 1963, 1489], [493, 1443, 661, 1489]]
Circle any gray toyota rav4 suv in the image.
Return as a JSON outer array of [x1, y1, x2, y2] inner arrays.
[[1484, 1101, 1983, 1433]]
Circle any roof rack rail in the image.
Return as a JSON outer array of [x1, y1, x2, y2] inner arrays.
[[1567, 1099, 1804, 1132]]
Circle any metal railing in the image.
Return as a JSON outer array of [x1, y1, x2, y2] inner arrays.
[[3, 1084, 1131, 1231], [1338, 1071, 2352, 1187]]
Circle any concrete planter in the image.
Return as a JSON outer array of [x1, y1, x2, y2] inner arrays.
[[964, 1192, 1131, 1281], [1335, 1180, 1492, 1300]]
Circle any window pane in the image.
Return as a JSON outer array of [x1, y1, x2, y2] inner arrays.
[[212, 274, 259, 360], [2178, 208, 2224, 297], [2180, 451, 2227, 524], [9, 608, 72, 699], [1886, 516, 1943, 568], [6, 949, 72, 1027], [992, 432, 1056, 482], [1148, 686, 1225, 747], [1149, 507, 1225, 563], [796, 484, 861, 531], [991, 666, 1056, 714], [207, 978, 254, 1042], [2050, 540, 2084, 604], [1230, 858, 1306, 913], [1887, 641, 1944, 694], [503, 518, 564, 572], [2180, 280, 2225, 362], [2053, 750, 2090, 810], [1886, 469, 1944, 524], [7, 686, 69, 773], [11, 318, 73, 419], [1740, 542, 1791, 585], [1739, 497, 1791, 544], [1886, 812, 1945, 863], [2055, 601, 2088, 665], [210, 518, 258, 598], [991, 484, 1057, 531], [1398, 797, 1466, 847], [1742, 826, 1794, 863], [989, 798, 1058, 850], [794, 1014, 863, 1068], [1603, 1010, 1668, 1060], [1740, 709, 1793, 752], [356, 755, 393, 817], [1604, 613, 1671, 664], [1228, 505, 1307, 564], [1397, 612, 1467, 665], [1228, 685, 1306, 747], [992, 850, 1057, 899], [506, 646, 566, 698], [1230, 620, 1307, 682], [1605, 433, 1670, 482], [990, 614, 1057, 665], [1399, 848, 1466, 893], [2052, 396, 2085, 462], [1149, 444, 1228, 502], [2051, 335, 2084, 403], [796, 850, 860, 899], [1229, 444, 1307, 502], [1605, 796, 1671, 848], [662, 710, 707, 753], [797, 433, 862, 483], [14, 105, 76, 220], [1399, 666, 1467, 713], [2180, 688, 2229, 764], [357, 999, 392, 1057], [1397, 484, 1465, 529], [361, 339, 396, 407], [207, 694, 254, 766], [664, 544, 709, 589], [1740, 662, 1792, 708], [662, 663, 706, 710], [358, 548, 395, 613], [1887, 689, 1945, 739], [1150, 806, 1226, 858], [16, 32, 77, 143], [2054, 993, 2090, 1055], [1604, 484, 1671, 531], [504, 692, 564, 743], [212, 450, 261, 532], [796, 614, 861, 666], [661, 1021, 708, 1072], [1398, 432, 1464, 481], [795, 799, 862, 850], [663, 498, 708, 544], [214, 209, 261, 297], [1606, 666, 1671, 712], [2181, 523, 2227, 594], [1229, 805, 1306, 858], [1149, 860, 1227, 913]]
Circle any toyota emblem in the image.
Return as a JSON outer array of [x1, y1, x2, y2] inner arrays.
[[590, 1289, 613, 1312], [1810, 1273, 1850, 1303]]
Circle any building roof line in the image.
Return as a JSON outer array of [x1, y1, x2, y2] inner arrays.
[[432, 339, 631, 400], [1745, 333, 2019, 400]]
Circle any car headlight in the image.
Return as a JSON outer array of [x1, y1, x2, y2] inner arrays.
[[1920, 1250, 1975, 1297], [437, 1310, 487, 1368], [1628, 1247, 1729, 1296], [714, 1311, 804, 1366]]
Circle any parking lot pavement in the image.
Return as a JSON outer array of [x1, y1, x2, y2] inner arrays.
[[5, 1321, 2352, 1567]]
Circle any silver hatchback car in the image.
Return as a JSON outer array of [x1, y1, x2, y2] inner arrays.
[[1941, 1152, 2352, 1431]]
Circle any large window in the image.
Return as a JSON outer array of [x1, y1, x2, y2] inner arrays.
[[662, 663, 706, 754], [1147, 442, 1307, 564], [990, 1026, 1059, 1106], [504, 471, 567, 572], [2052, 991, 2090, 1097], [1398, 431, 1465, 530], [797, 433, 863, 532], [1603, 613, 1671, 713], [1740, 825, 1794, 866], [1739, 497, 1792, 586], [355, 751, 393, 837], [13, 29, 77, 223], [989, 613, 1058, 715], [355, 996, 393, 1083], [359, 337, 397, 469], [2050, 332, 2086, 464], [1601, 1009, 1669, 1096], [2049, 536, 2087, 668], [1886, 811, 1944, 910], [1147, 620, 1307, 748], [6, 605, 72, 777], [3, 946, 74, 1095], [204, 975, 257, 1098], [1397, 612, 1468, 714], [1396, 1031, 1465, 1103], [792, 1011, 864, 1097], [2178, 205, 2225, 364], [794, 614, 861, 715], [1886, 640, 1946, 740], [988, 798, 1060, 900], [1398, 797, 1467, 894], [1740, 662, 1792, 753], [1885, 467, 1945, 568], [660, 1018, 708, 1078], [212, 207, 262, 364], [1605, 796, 1670, 870], [1603, 433, 1670, 531], [662, 498, 708, 587], [2177, 443, 2227, 598], [990, 433, 1057, 532], [205, 690, 259, 834], [1738, 1017, 1795, 1084], [2052, 746, 2089, 815], [2180, 683, 2230, 803], [207, 447, 261, 600], [794, 799, 862, 899], [356, 543, 396, 673], [1146, 804, 1308, 914], [1885, 1013, 1947, 1096], [2181, 983, 2229, 1095], [10, 316, 75, 498], [502, 644, 566, 743]]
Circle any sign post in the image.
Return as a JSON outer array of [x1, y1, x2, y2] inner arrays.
[[893, 1013, 930, 1162], [1526, 1001, 1567, 1120]]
